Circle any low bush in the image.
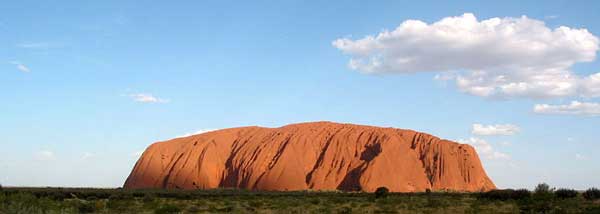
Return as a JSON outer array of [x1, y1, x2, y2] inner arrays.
[[374, 187, 389, 198], [38, 190, 69, 201], [583, 188, 600, 200], [108, 192, 133, 201], [309, 198, 320, 205], [480, 189, 532, 201], [76, 201, 96, 213], [339, 206, 352, 214], [534, 183, 553, 194], [143, 193, 156, 203], [249, 200, 265, 207], [154, 204, 182, 214], [480, 189, 515, 201], [106, 196, 134, 212], [555, 188, 578, 199], [512, 189, 531, 200], [533, 183, 554, 199], [187, 205, 201, 213]]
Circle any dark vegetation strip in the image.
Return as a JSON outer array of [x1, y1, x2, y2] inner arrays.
[[1, 184, 600, 213]]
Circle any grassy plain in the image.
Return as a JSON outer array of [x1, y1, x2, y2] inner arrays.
[[1, 187, 599, 213]]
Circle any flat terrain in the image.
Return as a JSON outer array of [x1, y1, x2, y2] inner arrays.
[[1, 187, 599, 213]]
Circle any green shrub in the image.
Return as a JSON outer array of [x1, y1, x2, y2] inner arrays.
[[249, 200, 264, 207], [512, 189, 531, 200], [583, 188, 600, 200], [480, 189, 514, 200], [132, 192, 145, 198], [480, 189, 531, 201], [49, 191, 69, 201], [143, 193, 156, 203], [534, 183, 553, 193], [555, 188, 578, 199], [108, 192, 134, 201], [534, 183, 554, 198], [154, 204, 182, 214], [106, 196, 134, 212], [374, 187, 389, 198], [338, 206, 352, 214], [76, 201, 96, 213], [187, 205, 201, 213], [309, 198, 320, 205], [217, 206, 234, 212]]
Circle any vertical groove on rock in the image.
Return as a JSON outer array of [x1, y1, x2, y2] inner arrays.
[[305, 127, 342, 187], [161, 153, 184, 188]]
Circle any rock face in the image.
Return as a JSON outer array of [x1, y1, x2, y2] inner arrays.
[[124, 122, 496, 192]]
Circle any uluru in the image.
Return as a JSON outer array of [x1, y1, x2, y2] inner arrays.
[[124, 121, 496, 192]]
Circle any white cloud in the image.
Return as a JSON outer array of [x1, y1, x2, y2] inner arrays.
[[131, 150, 144, 158], [16, 42, 59, 49], [575, 153, 588, 160], [459, 137, 510, 160], [176, 129, 216, 138], [544, 15, 559, 20], [333, 13, 600, 99], [582, 73, 600, 97], [35, 150, 55, 161], [82, 152, 95, 160], [499, 141, 512, 146], [533, 101, 600, 116], [472, 123, 520, 136], [9, 61, 30, 72], [433, 73, 456, 81], [128, 94, 169, 103]]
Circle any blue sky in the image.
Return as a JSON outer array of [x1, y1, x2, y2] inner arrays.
[[1, 0, 599, 189]]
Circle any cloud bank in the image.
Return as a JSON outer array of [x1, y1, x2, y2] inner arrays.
[[459, 137, 510, 160], [128, 94, 169, 103], [575, 153, 588, 160], [35, 150, 56, 161], [9, 61, 31, 72], [16, 42, 60, 49], [176, 129, 216, 138], [472, 123, 520, 136], [534, 101, 600, 116], [333, 13, 600, 99]]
